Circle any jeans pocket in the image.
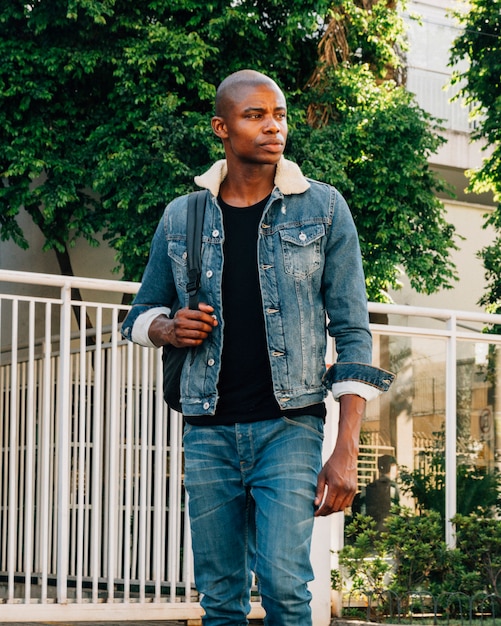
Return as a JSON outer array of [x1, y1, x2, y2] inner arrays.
[[182, 422, 194, 441], [281, 414, 324, 438]]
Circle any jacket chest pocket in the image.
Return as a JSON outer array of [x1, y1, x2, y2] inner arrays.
[[168, 241, 188, 291], [279, 224, 324, 280]]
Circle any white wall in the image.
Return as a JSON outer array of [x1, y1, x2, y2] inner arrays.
[[0, 207, 119, 280], [390, 199, 495, 312]]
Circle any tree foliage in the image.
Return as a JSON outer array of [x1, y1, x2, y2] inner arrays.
[[0, 0, 218, 279], [450, 0, 501, 313], [0, 0, 458, 301], [289, 69, 456, 298]]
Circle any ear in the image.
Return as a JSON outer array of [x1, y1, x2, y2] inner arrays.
[[211, 116, 228, 139]]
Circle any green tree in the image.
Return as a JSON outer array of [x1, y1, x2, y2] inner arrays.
[[450, 0, 501, 314], [0, 0, 218, 282], [1, 0, 458, 301], [288, 0, 457, 300]]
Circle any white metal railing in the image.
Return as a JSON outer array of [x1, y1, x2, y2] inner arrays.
[[1, 269, 501, 623], [370, 301, 501, 546], [0, 271, 209, 622]]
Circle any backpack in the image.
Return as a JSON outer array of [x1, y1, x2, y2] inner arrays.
[[162, 190, 207, 412]]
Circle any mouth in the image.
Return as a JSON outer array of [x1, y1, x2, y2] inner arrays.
[[261, 141, 284, 152]]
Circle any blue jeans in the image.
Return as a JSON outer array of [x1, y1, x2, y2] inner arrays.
[[183, 415, 324, 626]]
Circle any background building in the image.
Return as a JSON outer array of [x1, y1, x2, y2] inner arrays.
[[393, 0, 495, 312]]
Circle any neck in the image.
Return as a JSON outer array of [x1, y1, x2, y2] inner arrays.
[[220, 162, 276, 207]]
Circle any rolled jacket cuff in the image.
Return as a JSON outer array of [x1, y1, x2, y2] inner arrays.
[[331, 381, 382, 402], [323, 362, 395, 394], [131, 306, 171, 348]]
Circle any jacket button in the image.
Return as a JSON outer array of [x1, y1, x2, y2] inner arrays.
[[203, 402, 210, 410], [206, 270, 213, 278], [208, 359, 215, 366], [212, 229, 219, 238]]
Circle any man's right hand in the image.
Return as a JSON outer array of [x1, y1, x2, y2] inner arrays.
[[148, 303, 218, 348]]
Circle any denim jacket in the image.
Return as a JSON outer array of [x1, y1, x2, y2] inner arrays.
[[121, 158, 394, 416]]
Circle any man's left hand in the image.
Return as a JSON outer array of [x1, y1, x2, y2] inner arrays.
[[314, 394, 365, 517]]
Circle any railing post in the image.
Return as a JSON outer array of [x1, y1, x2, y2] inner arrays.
[[25, 300, 36, 602], [40, 302, 53, 602], [8, 300, 19, 602], [445, 315, 457, 548], [56, 282, 72, 603], [107, 308, 119, 602], [91, 309, 104, 601]]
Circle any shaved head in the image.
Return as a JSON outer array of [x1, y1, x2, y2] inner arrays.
[[214, 70, 283, 117]]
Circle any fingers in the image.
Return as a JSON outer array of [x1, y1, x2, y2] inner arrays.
[[314, 484, 354, 517], [314, 464, 357, 517], [170, 304, 218, 347], [314, 473, 327, 513], [197, 303, 216, 315]]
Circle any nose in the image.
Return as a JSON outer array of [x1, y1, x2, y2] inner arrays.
[[263, 116, 280, 133]]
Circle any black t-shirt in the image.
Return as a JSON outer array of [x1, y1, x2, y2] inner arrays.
[[184, 194, 325, 426]]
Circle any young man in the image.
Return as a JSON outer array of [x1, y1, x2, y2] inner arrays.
[[364, 455, 400, 532], [121, 69, 394, 626]]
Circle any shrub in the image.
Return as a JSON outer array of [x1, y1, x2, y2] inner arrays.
[[453, 514, 501, 597], [336, 512, 501, 612]]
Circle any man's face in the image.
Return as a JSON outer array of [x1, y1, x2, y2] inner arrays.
[[212, 82, 288, 166]]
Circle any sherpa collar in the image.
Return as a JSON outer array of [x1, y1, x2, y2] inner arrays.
[[194, 157, 311, 197]]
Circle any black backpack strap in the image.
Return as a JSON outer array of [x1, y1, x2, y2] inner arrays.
[[186, 190, 207, 310]]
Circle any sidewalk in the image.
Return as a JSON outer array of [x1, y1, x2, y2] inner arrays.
[[6, 617, 366, 625], [0, 620, 203, 626], [4, 620, 263, 626], [5, 614, 367, 625], [0, 620, 361, 625]]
